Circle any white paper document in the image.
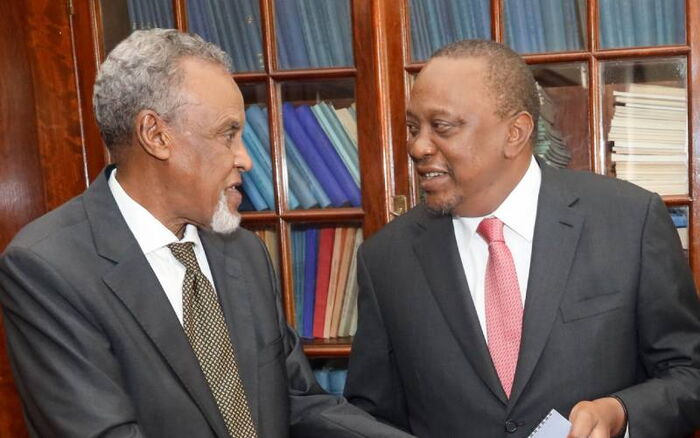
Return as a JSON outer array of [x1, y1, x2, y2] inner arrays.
[[528, 409, 571, 438]]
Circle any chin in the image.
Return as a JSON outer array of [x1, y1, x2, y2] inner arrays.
[[424, 192, 462, 216], [210, 192, 241, 234]]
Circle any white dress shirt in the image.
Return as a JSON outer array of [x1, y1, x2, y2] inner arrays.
[[453, 156, 541, 340], [108, 169, 217, 325]]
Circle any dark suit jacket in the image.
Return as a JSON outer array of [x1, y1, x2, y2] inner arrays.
[[0, 168, 413, 438], [345, 161, 700, 437]]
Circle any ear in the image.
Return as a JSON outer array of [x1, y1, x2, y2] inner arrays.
[[135, 109, 172, 160], [504, 111, 534, 159]]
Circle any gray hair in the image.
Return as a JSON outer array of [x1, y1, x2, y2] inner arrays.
[[432, 39, 540, 141], [93, 28, 232, 155]]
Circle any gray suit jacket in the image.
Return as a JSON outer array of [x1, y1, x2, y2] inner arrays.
[[345, 161, 700, 437], [0, 168, 413, 438]]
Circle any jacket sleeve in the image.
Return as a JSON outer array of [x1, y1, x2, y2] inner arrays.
[[613, 194, 700, 437], [255, 238, 414, 438], [342, 248, 412, 433], [0, 247, 146, 438]]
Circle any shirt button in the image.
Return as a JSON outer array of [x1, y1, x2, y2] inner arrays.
[[505, 419, 518, 433]]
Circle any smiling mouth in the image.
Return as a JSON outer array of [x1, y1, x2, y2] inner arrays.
[[423, 171, 447, 180]]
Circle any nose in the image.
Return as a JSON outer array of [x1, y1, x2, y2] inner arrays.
[[408, 131, 435, 163], [235, 139, 253, 173]]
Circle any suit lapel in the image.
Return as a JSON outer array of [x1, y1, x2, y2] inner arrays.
[[507, 164, 583, 411], [85, 168, 231, 438], [200, 231, 260, 427], [413, 212, 508, 404]]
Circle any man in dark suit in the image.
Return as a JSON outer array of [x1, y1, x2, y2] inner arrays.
[[0, 29, 413, 438], [344, 39, 700, 437]]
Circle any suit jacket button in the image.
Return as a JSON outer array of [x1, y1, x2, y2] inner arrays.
[[505, 419, 518, 433]]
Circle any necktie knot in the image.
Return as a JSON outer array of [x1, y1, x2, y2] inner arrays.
[[477, 217, 505, 244], [168, 242, 199, 272]]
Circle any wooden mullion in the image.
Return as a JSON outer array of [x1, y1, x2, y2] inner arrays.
[[688, 0, 700, 287], [491, 0, 502, 43], [277, 218, 296, 327], [173, 0, 187, 31], [260, 0, 276, 73], [269, 67, 357, 81], [281, 208, 365, 223], [590, 52, 602, 174], [592, 45, 690, 59]]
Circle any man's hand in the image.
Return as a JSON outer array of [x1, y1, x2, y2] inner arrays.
[[567, 397, 627, 438]]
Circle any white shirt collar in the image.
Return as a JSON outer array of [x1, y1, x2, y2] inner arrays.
[[108, 168, 202, 255], [454, 156, 541, 244]]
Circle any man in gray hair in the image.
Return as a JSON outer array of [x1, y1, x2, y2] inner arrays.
[[0, 29, 413, 438]]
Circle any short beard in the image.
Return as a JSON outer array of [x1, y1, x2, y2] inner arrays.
[[210, 190, 241, 234], [423, 191, 462, 216]]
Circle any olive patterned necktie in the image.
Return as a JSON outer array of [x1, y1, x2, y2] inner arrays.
[[168, 242, 257, 438]]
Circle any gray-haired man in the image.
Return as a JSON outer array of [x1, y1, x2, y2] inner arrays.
[[0, 29, 413, 438]]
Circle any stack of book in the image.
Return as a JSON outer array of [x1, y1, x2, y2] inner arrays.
[[292, 226, 363, 339], [534, 84, 571, 168], [503, 0, 585, 53], [186, 0, 264, 72], [668, 207, 689, 251], [275, 0, 354, 69], [239, 102, 360, 211], [313, 367, 348, 396], [126, 0, 174, 29], [608, 83, 688, 196], [599, 0, 685, 48], [408, 0, 490, 61]]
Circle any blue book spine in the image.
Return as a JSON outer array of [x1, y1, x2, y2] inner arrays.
[[245, 106, 316, 209], [328, 369, 348, 396], [273, 1, 291, 68], [200, 1, 223, 48], [320, 0, 345, 67], [242, 127, 277, 209], [227, 0, 255, 71], [631, 0, 649, 46], [562, 0, 580, 50], [324, 104, 359, 162], [619, 0, 635, 47], [187, 1, 206, 39], [296, 0, 320, 67], [285, 134, 332, 208], [531, 0, 547, 52], [599, 0, 614, 48], [292, 229, 305, 332], [302, 228, 319, 338], [241, 173, 267, 211], [456, 0, 477, 39], [336, 0, 354, 65], [241, 0, 265, 70], [211, 1, 238, 66], [507, 0, 531, 53], [311, 104, 360, 186], [283, 103, 349, 206], [127, 0, 138, 30], [409, 0, 430, 61], [433, 0, 455, 47], [423, 0, 444, 54], [313, 368, 331, 392], [673, 0, 685, 44], [653, 0, 666, 45], [295, 105, 361, 206], [275, 0, 311, 68], [474, 0, 491, 38], [542, 0, 567, 51]]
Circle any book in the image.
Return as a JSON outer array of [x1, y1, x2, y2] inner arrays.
[[240, 173, 267, 211], [311, 103, 360, 186], [292, 229, 305, 332], [330, 227, 356, 337], [313, 228, 335, 338], [284, 133, 332, 208], [323, 227, 347, 338], [242, 126, 278, 209], [338, 228, 362, 337], [528, 409, 570, 437], [295, 105, 361, 206], [274, 0, 310, 68], [302, 228, 319, 338], [283, 103, 350, 207]]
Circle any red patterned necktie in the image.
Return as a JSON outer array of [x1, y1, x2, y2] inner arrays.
[[477, 218, 523, 398]]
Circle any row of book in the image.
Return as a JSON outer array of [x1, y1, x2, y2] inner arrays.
[[504, 0, 585, 54], [275, 0, 354, 69], [126, 0, 174, 29], [608, 83, 688, 196], [599, 0, 685, 49], [313, 367, 348, 396], [187, 0, 265, 72], [409, 0, 490, 61], [292, 226, 362, 339], [239, 102, 360, 212], [534, 84, 571, 168], [669, 207, 689, 251]]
